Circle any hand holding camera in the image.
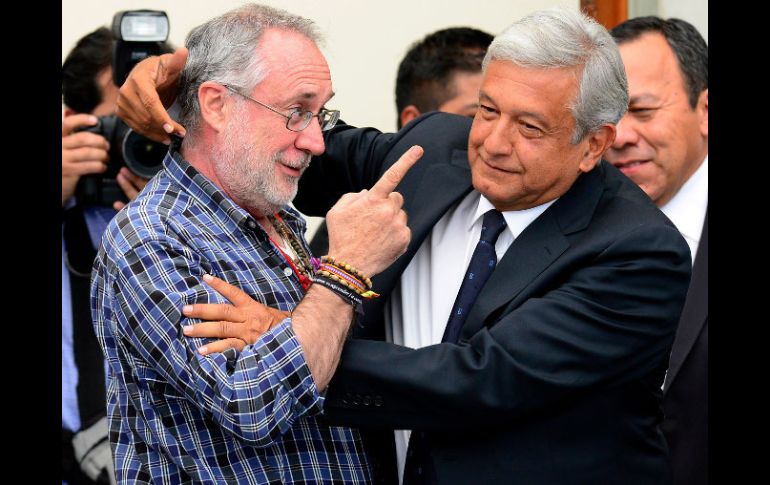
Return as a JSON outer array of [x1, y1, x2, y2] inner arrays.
[[67, 114, 162, 209], [62, 114, 109, 206], [70, 10, 172, 209]]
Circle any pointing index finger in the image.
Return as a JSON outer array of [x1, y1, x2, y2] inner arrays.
[[370, 145, 423, 198]]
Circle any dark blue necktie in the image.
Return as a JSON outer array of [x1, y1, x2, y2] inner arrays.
[[442, 209, 507, 343], [402, 209, 507, 485]]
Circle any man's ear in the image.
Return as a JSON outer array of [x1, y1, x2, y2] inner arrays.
[[697, 88, 708, 138], [63, 107, 76, 118], [198, 82, 230, 133], [399, 105, 422, 129], [578, 124, 616, 173]]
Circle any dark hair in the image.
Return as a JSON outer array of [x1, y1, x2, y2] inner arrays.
[[610, 17, 707, 108], [395, 27, 493, 127], [62, 27, 114, 114], [62, 27, 175, 114]]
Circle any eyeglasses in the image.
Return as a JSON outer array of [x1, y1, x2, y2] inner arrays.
[[224, 85, 340, 132]]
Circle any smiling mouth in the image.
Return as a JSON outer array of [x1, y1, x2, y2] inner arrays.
[[613, 159, 649, 168], [481, 158, 515, 173], [277, 157, 310, 177], [612, 159, 651, 174]]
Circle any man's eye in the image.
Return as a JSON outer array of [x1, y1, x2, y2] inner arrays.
[[516, 121, 544, 138], [629, 107, 656, 117]]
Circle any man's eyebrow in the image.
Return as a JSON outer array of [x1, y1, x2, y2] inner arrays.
[[480, 91, 548, 125], [628, 93, 660, 105], [297, 91, 336, 104]]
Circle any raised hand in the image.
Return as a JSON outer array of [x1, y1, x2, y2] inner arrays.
[[325, 145, 424, 276], [117, 47, 189, 144]]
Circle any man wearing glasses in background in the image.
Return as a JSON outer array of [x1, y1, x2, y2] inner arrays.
[[90, 4, 419, 483]]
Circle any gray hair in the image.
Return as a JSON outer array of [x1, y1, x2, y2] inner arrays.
[[482, 7, 628, 143], [178, 3, 322, 136]]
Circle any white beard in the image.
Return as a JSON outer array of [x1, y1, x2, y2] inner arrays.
[[211, 107, 310, 216]]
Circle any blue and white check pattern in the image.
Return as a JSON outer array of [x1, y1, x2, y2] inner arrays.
[[91, 151, 371, 484]]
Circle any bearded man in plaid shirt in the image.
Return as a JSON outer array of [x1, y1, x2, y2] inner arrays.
[[91, 4, 418, 483]]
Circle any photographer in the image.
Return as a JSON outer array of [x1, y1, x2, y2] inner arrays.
[[62, 26, 170, 485], [62, 27, 148, 211]]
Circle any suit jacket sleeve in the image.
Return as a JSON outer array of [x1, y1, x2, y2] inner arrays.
[[322, 222, 689, 432]]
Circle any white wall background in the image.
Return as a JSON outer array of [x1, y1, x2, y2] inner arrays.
[[629, 0, 707, 41], [63, 0, 577, 133], [659, 0, 707, 41], [63, 0, 706, 236]]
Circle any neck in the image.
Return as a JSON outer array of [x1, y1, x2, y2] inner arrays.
[[181, 136, 225, 192], [253, 212, 282, 244]]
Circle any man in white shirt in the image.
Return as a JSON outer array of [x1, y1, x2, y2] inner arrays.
[[605, 17, 708, 485]]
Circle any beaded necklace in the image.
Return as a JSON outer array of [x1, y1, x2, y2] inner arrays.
[[267, 213, 316, 290]]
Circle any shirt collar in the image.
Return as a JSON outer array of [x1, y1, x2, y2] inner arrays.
[[468, 193, 557, 239], [660, 155, 708, 245]]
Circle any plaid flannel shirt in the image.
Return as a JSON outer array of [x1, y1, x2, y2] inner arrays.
[[91, 151, 371, 484]]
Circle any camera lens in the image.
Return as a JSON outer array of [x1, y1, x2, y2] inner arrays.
[[121, 129, 167, 179]]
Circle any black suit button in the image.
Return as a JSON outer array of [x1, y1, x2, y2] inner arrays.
[[342, 392, 352, 405], [363, 395, 372, 406], [374, 395, 383, 407], [353, 393, 362, 405]]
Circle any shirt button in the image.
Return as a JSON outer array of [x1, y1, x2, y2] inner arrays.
[[283, 267, 293, 277], [246, 220, 257, 230]]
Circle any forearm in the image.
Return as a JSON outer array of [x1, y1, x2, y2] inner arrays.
[[290, 284, 354, 391]]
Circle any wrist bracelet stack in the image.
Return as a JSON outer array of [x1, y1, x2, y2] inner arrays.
[[311, 256, 379, 315]]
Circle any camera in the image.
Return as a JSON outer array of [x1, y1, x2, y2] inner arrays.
[[111, 10, 170, 86], [75, 116, 168, 206], [75, 9, 171, 207]]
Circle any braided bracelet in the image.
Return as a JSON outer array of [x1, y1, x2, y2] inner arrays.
[[320, 256, 373, 289]]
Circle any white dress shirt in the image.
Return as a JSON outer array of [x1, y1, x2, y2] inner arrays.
[[660, 155, 709, 262], [385, 189, 555, 482]]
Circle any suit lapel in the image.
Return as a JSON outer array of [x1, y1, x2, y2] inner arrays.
[[459, 212, 569, 339], [459, 162, 607, 340], [664, 207, 708, 391]]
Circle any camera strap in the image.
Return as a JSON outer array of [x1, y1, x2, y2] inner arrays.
[[63, 205, 107, 426]]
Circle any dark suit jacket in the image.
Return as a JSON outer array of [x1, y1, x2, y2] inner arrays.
[[296, 112, 692, 484], [662, 209, 708, 485]]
